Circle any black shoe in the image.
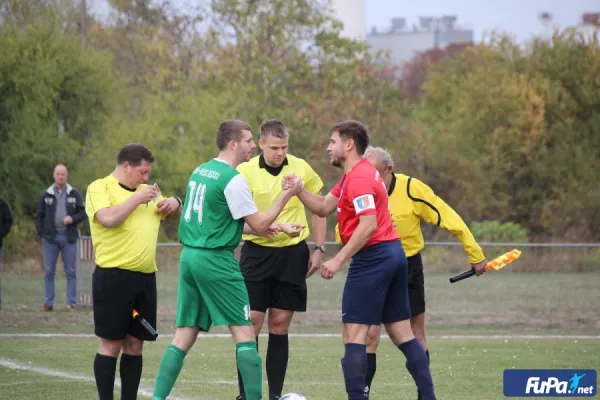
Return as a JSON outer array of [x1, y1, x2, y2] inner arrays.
[[236, 396, 244, 400]]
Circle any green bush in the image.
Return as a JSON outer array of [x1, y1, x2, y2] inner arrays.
[[470, 220, 529, 243], [2, 217, 42, 266]]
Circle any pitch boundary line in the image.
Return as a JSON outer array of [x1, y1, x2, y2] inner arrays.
[[0, 333, 598, 339], [0, 356, 413, 399], [0, 357, 194, 400]]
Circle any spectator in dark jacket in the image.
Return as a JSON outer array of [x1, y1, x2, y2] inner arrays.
[[0, 198, 13, 310], [35, 164, 87, 311]]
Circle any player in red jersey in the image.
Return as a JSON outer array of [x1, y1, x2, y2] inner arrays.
[[282, 120, 436, 400]]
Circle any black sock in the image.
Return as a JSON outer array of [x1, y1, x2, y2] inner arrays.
[[94, 353, 117, 400], [266, 333, 289, 399], [399, 339, 436, 400], [120, 354, 143, 400], [237, 336, 259, 399], [365, 353, 377, 399], [341, 343, 367, 400]]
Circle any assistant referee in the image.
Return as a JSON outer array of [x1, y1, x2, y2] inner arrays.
[[335, 146, 487, 400], [235, 119, 326, 400], [85, 143, 182, 400]]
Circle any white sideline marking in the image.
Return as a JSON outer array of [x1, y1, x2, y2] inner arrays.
[[0, 356, 412, 397], [0, 357, 192, 400], [0, 333, 599, 340]]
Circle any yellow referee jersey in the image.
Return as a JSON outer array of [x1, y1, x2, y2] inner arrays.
[[336, 173, 485, 264], [237, 154, 324, 247], [85, 174, 167, 273]]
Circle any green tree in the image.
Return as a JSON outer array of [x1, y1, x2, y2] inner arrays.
[[0, 19, 115, 217], [417, 30, 600, 239]]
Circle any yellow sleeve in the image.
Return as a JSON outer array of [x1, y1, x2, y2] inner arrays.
[[408, 177, 485, 264], [85, 180, 111, 221], [334, 223, 342, 244], [301, 161, 324, 195]]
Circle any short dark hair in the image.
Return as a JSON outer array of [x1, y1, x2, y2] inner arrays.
[[216, 119, 252, 151], [117, 143, 154, 166], [330, 120, 369, 155], [260, 119, 288, 139]]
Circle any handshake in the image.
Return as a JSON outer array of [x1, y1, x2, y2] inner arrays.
[[281, 173, 304, 194]]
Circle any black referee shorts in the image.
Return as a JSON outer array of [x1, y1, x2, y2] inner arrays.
[[240, 240, 310, 313], [407, 252, 426, 317], [92, 265, 158, 342]]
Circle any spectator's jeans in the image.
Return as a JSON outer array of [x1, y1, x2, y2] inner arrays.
[[42, 233, 77, 306]]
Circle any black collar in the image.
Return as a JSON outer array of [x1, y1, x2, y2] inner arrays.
[[259, 154, 289, 177], [387, 173, 396, 196], [119, 183, 137, 192]]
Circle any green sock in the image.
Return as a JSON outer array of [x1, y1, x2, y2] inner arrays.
[[236, 341, 263, 400], [152, 344, 187, 400]]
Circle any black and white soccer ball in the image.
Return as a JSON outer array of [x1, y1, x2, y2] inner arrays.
[[280, 394, 307, 400]]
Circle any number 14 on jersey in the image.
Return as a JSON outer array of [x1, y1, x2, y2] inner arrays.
[[184, 181, 206, 224]]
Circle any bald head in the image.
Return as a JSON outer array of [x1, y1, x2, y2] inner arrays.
[[364, 146, 395, 190], [364, 146, 394, 170], [53, 164, 68, 188]]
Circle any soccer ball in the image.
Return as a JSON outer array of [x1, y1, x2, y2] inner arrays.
[[280, 394, 307, 400]]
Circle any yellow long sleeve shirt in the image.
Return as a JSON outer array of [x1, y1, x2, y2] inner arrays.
[[335, 173, 485, 264]]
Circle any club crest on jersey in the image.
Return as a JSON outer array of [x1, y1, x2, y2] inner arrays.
[[353, 194, 376, 213]]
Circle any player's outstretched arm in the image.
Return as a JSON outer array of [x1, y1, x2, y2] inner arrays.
[[281, 174, 337, 217], [244, 176, 304, 234], [297, 190, 338, 218]]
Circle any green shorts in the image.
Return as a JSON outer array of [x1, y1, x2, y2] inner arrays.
[[176, 246, 252, 331]]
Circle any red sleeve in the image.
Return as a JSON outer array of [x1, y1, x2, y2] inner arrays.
[[329, 175, 345, 198], [346, 177, 377, 216]]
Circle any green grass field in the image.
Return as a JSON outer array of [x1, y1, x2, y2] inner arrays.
[[2, 240, 600, 400], [1, 268, 599, 399], [0, 335, 598, 399]]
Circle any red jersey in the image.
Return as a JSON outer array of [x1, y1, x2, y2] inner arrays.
[[330, 158, 399, 248]]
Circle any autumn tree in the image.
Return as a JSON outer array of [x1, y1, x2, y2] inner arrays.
[[416, 30, 600, 239]]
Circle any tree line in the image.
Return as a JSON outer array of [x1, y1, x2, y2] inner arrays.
[[1, 0, 598, 260]]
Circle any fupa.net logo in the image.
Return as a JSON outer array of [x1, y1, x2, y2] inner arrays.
[[504, 369, 597, 397]]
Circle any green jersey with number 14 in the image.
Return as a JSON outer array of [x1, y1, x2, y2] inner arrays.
[[178, 158, 258, 250]]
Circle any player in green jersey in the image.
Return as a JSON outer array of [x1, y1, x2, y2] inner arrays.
[[152, 120, 304, 400]]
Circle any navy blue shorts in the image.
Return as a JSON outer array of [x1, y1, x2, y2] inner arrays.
[[341, 240, 411, 325]]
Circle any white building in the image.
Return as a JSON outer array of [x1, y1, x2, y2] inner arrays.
[[329, 0, 367, 41], [327, 3, 474, 70], [367, 16, 474, 69]]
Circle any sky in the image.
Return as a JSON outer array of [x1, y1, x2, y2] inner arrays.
[[89, 0, 598, 44]]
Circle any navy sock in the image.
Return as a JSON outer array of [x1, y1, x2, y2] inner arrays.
[[341, 343, 367, 400], [365, 353, 377, 399], [399, 339, 436, 400], [416, 349, 431, 400]]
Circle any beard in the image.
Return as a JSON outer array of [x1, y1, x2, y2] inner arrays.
[[330, 154, 345, 168]]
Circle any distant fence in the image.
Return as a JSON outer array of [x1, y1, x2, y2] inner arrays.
[[75, 236, 600, 306]]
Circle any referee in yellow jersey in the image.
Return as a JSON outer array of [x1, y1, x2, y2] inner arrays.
[[336, 146, 487, 400], [235, 120, 327, 400], [85, 144, 182, 400]]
